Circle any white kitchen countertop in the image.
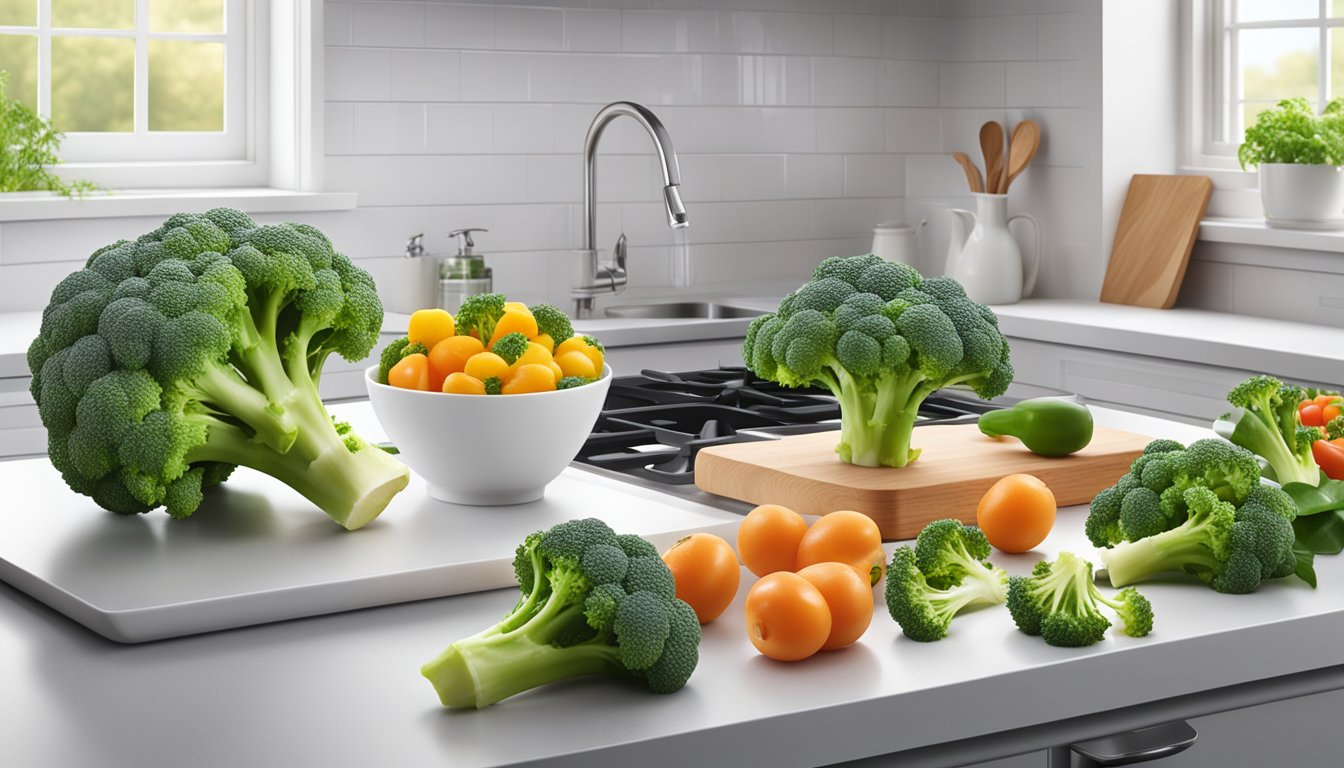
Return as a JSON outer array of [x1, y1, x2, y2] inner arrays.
[[3, 403, 1344, 767]]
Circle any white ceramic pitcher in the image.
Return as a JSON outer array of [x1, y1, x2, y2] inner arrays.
[[945, 193, 1040, 305]]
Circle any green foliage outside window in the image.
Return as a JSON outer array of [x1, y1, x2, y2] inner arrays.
[[0, 71, 97, 196], [1238, 98, 1344, 169]]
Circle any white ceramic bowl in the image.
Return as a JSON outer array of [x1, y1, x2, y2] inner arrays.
[[365, 365, 612, 505]]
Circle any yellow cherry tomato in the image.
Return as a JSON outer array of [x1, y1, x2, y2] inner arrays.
[[532, 333, 556, 353], [501, 364, 558, 394], [442, 372, 486, 395], [488, 310, 539, 348], [556, 349, 598, 379], [408, 309, 455, 351], [463, 351, 510, 383]]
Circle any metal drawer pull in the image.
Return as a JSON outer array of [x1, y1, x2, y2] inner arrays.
[[1055, 720, 1198, 766]]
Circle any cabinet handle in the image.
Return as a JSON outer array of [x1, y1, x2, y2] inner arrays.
[[1049, 721, 1197, 767]]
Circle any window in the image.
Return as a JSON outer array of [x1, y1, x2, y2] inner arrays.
[[1194, 1, 1344, 168], [0, 0, 268, 187]]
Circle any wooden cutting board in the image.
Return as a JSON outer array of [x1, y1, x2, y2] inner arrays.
[[1100, 174, 1213, 309], [694, 424, 1151, 540]]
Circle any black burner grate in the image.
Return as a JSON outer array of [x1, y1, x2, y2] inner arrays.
[[574, 367, 1001, 485]]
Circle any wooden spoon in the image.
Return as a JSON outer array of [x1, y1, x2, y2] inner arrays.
[[979, 121, 1005, 195], [951, 152, 984, 193], [1000, 120, 1040, 193]]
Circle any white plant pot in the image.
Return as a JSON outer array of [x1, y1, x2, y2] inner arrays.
[[1259, 162, 1344, 230]]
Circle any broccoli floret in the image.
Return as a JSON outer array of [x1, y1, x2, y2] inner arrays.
[[376, 336, 427, 384], [885, 520, 1008, 642], [557, 376, 595, 390], [743, 255, 1012, 468], [1215, 375, 1323, 487], [420, 519, 701, 708], [490, 332, 530, 364], [530, 303, 575, 345], [1099, 484, 1298, 594], [28, 209, 409, 529], [1007, 552, 1153, 647], [1328, 416, 1344, 441], [455, 293, 507, 341], [483, 376, 503, 395]]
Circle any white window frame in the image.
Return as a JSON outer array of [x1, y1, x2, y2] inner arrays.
[[1183, 0, 1344, 190]]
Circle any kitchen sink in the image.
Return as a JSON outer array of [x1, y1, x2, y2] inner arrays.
[[604, 302, 765, 320]]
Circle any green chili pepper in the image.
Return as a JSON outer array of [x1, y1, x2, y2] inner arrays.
[[978, 397, 1094, 457]]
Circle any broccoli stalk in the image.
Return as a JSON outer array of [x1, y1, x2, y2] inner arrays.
[[743, 255, 1013, 468], [1099, 485, 1298, 594], [421, 519, 701, 708], [1215, 375, 1322, 487], [885, 520, 1009, 642], [27, 208, 409, 528]]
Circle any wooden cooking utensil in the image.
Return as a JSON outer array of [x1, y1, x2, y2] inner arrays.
[[1000, 120, 1040, 193], [951, 152, 984, 193], [979, 121, 1005, 195]]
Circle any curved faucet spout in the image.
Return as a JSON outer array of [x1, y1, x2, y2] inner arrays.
[[582, 101, 689, 252]]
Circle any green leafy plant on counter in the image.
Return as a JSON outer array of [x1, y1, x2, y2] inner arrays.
[[420, 518, 701, 708], [0, 71, 97, 197], [27, 208, 410, 529], [742, 254, 1013, 468], [1238, 97, 1344, 170]]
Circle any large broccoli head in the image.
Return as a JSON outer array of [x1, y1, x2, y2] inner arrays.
[[742, 255, 1013, 468], [27, 208, 409, 529]]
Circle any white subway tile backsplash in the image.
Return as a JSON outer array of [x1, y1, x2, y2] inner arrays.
[[325, 102, 354, 155], [1036, 13, 1089, 61], [389, 156, 462, 206], [955, 14, 1036, 62], [1006, 61, 1060, 107], [388, 50, 460, 101], [565, 9, 622, 52], [461, 52, 529, 101], [351, 102, 400, 153], [845, 154, 905, 198], [938, 61, 1004, 107], [425, 4, 495, 50], [1028, 107, 1085, 167], [938, 107, 1007, 153], [700, 55, 809, 106], [878, 60, 939, 106], [494, 104, 555, 153], [834, 14, 884, 58], [527, 155, 581, 203], [813, 197, 903, 240], [326, 156, 394, 206], [817, 107, 884, 152], [684, 107, 816, 153], [785, 154, 845, 198], [812, 57, 878, 106], [325, 48, 392, 101], [1058, 56, 1090, 106], [495, 7, 565, 51], [462, 156, 529, 205], [884, 108, 941, 153], [882, 15, 950, 61], [424, 104, 493, 154], [325, 1, 353, 47], [623, 10, 692, 52], [351, 2, 424, 48], [717, 155, 787, 200]]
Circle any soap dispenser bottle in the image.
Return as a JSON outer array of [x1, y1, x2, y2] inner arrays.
[[439, 228, 493, 314]]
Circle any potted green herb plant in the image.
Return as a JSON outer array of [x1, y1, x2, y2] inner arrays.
[[0, 72, 96, 197], [1238, 97, 1344, 230]]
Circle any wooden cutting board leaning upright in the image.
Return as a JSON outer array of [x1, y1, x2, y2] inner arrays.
[[1100, 174, 1213, 309], [694, 423, 1152, 540]]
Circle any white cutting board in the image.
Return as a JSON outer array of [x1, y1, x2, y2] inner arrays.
[[0, 404, 740, 643]]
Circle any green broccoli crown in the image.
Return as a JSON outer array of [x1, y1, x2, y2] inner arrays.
[[1217, 375, 1322, 487], [1006, 552, 1117, 648], [742, 255, 1012, 468], [490, 332, 530, 365], [454, 293, 507, 340], [884, 523, 1008, 642], [1328, 415, 1344, 441], [530, 303, 575, 344], [28, 208, 406, 528], [1099, 481, 1297, 595], [421, 518, 702, 708], [557, 376, 595, 390], [483, 376, 503, 395]]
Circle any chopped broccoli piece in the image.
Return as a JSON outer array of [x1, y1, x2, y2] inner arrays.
[[420, 518, 702, 708], [885, 520, 1008, 642], [1006, 551, 1153, 647], [1327, 415, 1344, 441], [454, 293, 507, 341], [27, 209, 408, 529], [530, 303, 575, 345], [1215, 375, 1322, 487], [743, 255, 1012, 468], [483, 376, 503, 395], [490, 332, 530, 365], [557, 376, 595, 390]]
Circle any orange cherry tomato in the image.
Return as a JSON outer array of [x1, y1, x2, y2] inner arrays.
[[501, 363, 558, 394], [428, 335, 485, 390], [387, 353, 429, 391], [796, 562, 873, 651], [795, 510, 882, 573], [442, 372, 486, 395], [1300, 403, 1325, 428], [662, 533, 741, 624], [463, 351, 510, 383], [1312, 439, 1344, 481], [744, 572, 831, 662], [1324, 403, 1342, 424], [488, 309, 539, 348], [737, 504, 809, 578], [976, 473, 1057, 553], [407, 309, 455, 351], [556, 350, 598, 379], [1315, 394, 1339, 409]]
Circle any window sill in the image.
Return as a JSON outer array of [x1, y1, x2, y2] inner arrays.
[[1196, 218, 1344, 275], [0, 188, 356, 223]]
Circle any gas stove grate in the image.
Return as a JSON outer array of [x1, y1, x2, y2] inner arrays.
[[575, 366, 1001, 485]]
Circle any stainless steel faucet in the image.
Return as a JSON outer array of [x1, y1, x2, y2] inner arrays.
[[573, 101, 689, 318]]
